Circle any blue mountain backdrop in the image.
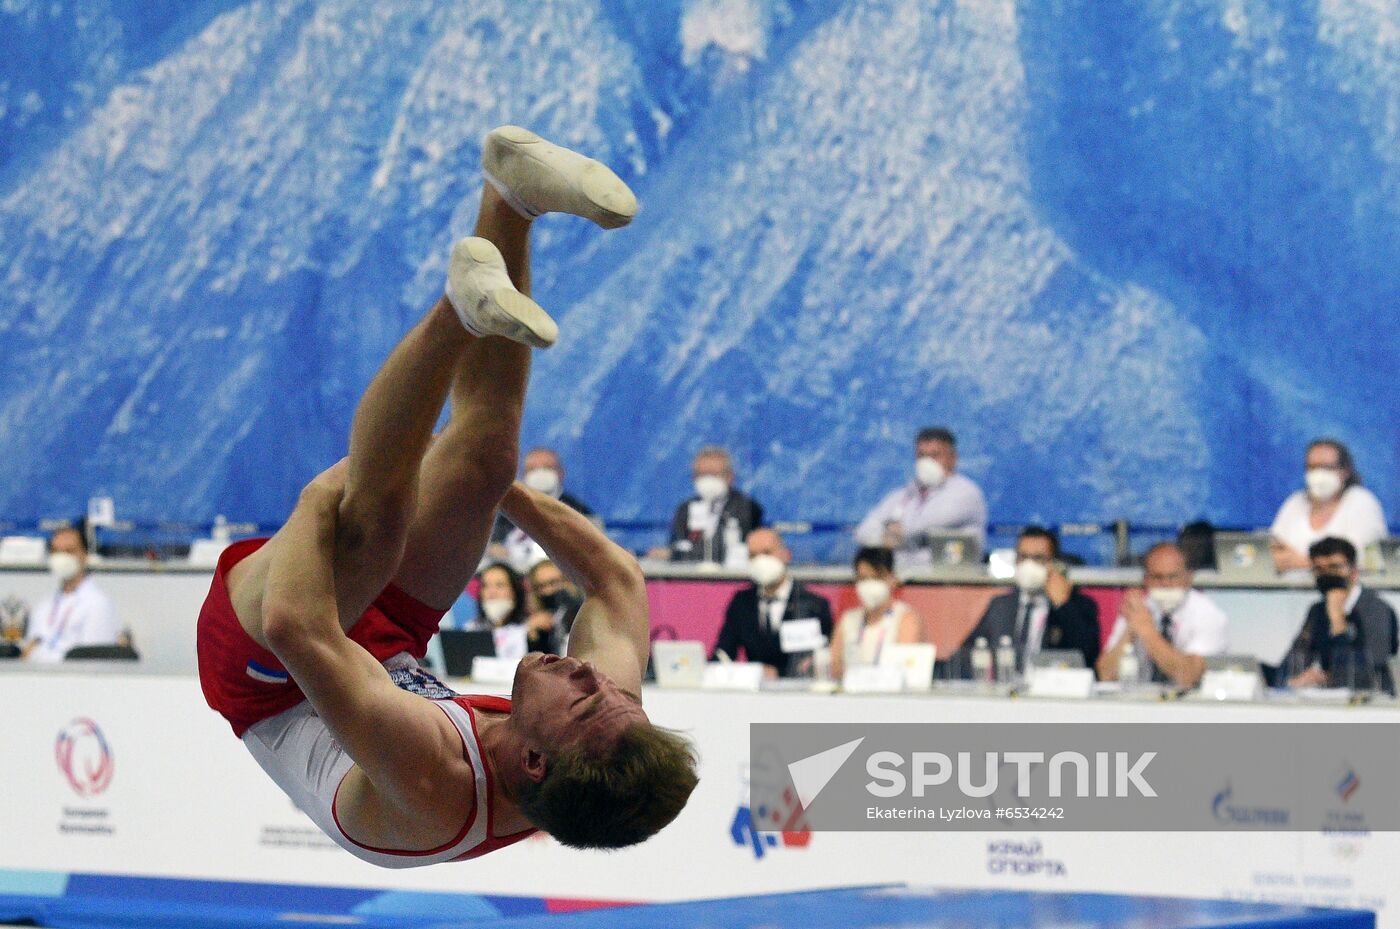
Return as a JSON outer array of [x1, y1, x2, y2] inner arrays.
[[0, 0, 1395, 535]]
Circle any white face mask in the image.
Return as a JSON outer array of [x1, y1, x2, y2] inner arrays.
[[694, 474, 728, 502], [1305, 468, 1343, 502], [480, 598, 515, 624], [1014, 558, 1048, 593], [915, 456, 946, 488], [855, 578, 892, 612], [48, 552, 82, 584], [1147, 586, 1187, 614], [748, 553, 786, 588], [523, 467, 561, 496]]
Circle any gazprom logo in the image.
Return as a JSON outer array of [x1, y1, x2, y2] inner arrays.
[[1211, 783, 1289, 826]]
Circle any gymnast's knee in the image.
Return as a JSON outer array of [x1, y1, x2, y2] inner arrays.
[[440, 426, 518, 498], [334, 488, 412, 564]]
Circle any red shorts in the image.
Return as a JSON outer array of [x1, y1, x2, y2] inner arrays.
[[197, 538, 449, 738]]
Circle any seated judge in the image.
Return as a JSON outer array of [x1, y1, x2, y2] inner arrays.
[[831, 547, 923, 680], [488, 446, 599, 572], [1284, 536, 1398, 692], [1097, 542, 1229, 689], [1270, 438, 1386, 573], [656, 446, 765, 564], [524, 558, 582, 655], [853, 427, 987, 567], [712, 529, 833, 678], [22, 525, 121, 664], [958, 526, 1100, 675]]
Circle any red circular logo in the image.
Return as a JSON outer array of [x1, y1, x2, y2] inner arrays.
[[55, 717, 114, 798]]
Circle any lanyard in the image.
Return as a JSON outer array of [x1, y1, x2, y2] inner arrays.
[[46, 590, 80, 643], [863, 607, 894, 660]]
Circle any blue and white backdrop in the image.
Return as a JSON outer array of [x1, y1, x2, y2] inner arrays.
[[0, 0, 1395, 529]]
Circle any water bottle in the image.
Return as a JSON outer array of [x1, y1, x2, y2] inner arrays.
[[970, 637, 993, 684], [212, 514, 230, 544], [995, 635, 1017, 684], [1118, 647, 1139, 686], [722, 517, 748, 569]]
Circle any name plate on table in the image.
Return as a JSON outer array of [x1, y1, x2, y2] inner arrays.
[[470, 656, 521, 685], [779, 619, 826, 654], [187, 539, 229, 568], [702, 662, 765, 692], [687, 500, 716, 533], [842, 665, 907, 694], [1026, 666, 1095, 699], [880, 643, 936, 692], [1198, 668, 1264, 702]]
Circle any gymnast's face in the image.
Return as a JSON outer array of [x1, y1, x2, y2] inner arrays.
[[510, 653, 646, 760]]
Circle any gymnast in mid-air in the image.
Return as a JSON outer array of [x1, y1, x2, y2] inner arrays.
[[197, 126, 697, 864]]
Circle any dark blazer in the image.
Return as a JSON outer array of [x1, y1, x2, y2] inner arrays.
[[491, 491, 595, 544], [957, 588, 1101, 674], [1285, 587, 1398, 692], [668, 490, 765, 563], [712, 581, 833, 676]]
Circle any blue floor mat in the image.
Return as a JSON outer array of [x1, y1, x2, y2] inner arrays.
[[0, 872, 1375, 929]]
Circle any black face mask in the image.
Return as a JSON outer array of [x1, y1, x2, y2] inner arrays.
[[1315, 573, 1349, 595], [539, 590, 578, 613]]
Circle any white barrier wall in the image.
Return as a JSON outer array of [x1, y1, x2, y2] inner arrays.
[[0, 567, 213, 674], [1, 671, 1394, 923]]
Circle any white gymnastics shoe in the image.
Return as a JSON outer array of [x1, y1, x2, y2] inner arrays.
[[446, 236, 558, 348], [482, 125, 638, 229]]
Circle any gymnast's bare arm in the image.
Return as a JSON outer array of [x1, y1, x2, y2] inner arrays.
[[498, 481, 649, 694], [260, 466, 470, 829]]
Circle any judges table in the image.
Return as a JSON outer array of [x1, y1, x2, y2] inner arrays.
[[1, 665, 1396, 925], [5, 560, 1399, 675], [643, 563, 1395, 670]]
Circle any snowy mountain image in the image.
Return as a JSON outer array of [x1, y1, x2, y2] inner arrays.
[[1, 0, 1395, 535]]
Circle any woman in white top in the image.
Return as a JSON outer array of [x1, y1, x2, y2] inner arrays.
[[831, 547, 922, 680], [466, 563, 531, 659], [1270, 439, 1387, 572]]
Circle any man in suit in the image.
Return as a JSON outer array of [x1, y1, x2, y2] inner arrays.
[[958, 526, 1100, 675], [1285, 536, 1397, 693], [712, 529, 832, 677], [488, 446, 599, 571], [658, 446, 765, 564]]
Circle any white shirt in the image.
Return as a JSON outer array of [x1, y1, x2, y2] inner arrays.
[[1340, 582, 1362, 616], [854, 474, 988, 551], [1105, 589, 1229, 677], [1013, 592, 1051, 661], [501, 527, 548, 575], [686, 496, 730, 539], [492, 624, 529, 660], [1270, 486, 1387, 559], [836, 600, 917, 668], [462, 619, 530, 661], [25, 576, 120, 664], [757, 577, 794, 634]]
